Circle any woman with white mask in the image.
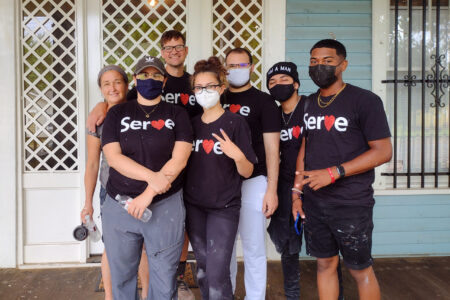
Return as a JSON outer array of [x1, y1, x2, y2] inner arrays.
[[183, 56, 257, 300]]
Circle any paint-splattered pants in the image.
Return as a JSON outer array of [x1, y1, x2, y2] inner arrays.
[[185, 202, 239, 300], [102, 190, 185, 300], [303, 200, 374, 270]]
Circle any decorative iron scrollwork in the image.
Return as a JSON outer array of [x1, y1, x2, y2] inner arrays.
[[403, 74, 417, 87], [426, 54, 449, 108]]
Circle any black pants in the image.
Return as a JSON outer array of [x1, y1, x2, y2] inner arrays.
[[185, 203, 239, 300], [269, 178, 345, 300]]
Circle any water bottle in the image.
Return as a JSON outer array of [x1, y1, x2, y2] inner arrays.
[[115, 194, 152, 222], [84, 215, 101, 242]]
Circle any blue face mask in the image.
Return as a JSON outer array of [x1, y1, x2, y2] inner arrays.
[[136, 78, 163, 100]]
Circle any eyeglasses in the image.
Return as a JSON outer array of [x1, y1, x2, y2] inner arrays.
[[226, 62, 251, 69], [161, 45, 185, 52], [193, 84, 221, 94], [135, 72, 164, 81]]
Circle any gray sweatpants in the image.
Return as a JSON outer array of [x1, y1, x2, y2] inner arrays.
[[102, 190, 185, 300]]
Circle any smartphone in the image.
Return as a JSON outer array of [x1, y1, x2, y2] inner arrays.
[[294, 212, 305, 236]]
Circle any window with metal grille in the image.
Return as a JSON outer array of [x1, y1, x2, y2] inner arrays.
[[21, 0, 79, 172], [212, 0, 263, 89], [382, 0, 449, 188]]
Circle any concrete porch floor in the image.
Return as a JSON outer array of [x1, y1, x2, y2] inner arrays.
[[1, 257, 449, 299]]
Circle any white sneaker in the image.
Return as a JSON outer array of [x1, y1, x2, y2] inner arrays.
[[177, 279, 195, 300]]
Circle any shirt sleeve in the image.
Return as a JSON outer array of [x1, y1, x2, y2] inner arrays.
[[357, 93, 392, 142], [261, 94, 282, 133], [101, 106, 121, 147], [234, 117, 258, 164], [174, 107, 194, 143]]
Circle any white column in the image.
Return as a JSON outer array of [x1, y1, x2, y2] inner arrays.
[[263, 0, 286, 93], [185, 0, 213, 73], [372, 0, 390, 189], [0, 0, 18, 268]]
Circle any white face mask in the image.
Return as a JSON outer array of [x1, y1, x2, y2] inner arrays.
[[195, 90, 220, 109], [227, 68, 250, 87]]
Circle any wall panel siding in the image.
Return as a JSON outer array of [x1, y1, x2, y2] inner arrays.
[[285, 0, 372, 95], [372, 195, 450, 256]]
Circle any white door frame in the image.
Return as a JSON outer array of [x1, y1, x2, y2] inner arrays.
[[0, 0, 19, 268]]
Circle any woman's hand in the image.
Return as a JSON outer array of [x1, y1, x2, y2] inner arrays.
[[81, 204, 93, 223], [212, 129, 245, 162], [127, 193, 153, 220], [148, 171, 171, 194]]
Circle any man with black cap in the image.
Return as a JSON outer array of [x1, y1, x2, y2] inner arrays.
[[266, 62, 304, 300], [266, 62, 345, 300], [101, 55, 193, 299]]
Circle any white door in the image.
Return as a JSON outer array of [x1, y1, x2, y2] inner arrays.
[[19, 0, 88, 263]]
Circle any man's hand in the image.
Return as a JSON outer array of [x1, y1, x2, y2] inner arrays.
[[148, 171, 171, 194], [262, 190, 278, 218], [86, 102, 108, 132], [292, 193, 305, 220], [127, 193, 153, 220], [297, 168, 336, 191]]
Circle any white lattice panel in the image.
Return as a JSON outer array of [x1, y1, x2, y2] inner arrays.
[[21, 0, 79, 172], [102, 0, 187, 78], [213, 0, 263, 88]]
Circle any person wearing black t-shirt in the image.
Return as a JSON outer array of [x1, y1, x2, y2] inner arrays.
[[293, 40, 392, 300], [266, 62, 345, 300], [86, 30, 199, 299], [101, 56, 193, 299], [224, 48, 281, 299], [184, 57, 257, 300]]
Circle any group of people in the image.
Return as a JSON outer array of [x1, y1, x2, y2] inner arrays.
[[81, 29, 392, 300]]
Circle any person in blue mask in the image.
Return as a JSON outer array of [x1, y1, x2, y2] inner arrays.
[[101, 55, 193, 299]]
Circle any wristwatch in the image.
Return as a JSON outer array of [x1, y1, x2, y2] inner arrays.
[[337, 165, 345, 178]]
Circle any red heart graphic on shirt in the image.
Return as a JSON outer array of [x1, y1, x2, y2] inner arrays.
[[180, 93, 189, 105], [229, 104, 241, 113], [202, 139, 214, 154], [151, 119, 165, 130], [324, 115, 335, 131], [292, 126, 301, 139]]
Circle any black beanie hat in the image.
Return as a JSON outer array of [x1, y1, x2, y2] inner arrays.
[[266, 62, 299, 89]]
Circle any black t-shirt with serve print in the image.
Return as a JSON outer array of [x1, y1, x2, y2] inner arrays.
[[221, 87, 281, 178], [279, 98, 305, 184], [101, 100, 193, 204], [127, 72, 202, 119], [303, 84, 391, 206], [184, 111, 258, 209]]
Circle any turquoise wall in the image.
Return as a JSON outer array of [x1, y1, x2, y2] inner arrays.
[[286, 0, 450, 256], [286, 0, 372, 95], [373, 194, 450, 256]]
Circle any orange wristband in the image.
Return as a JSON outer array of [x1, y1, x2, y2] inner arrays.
[[327, 167, 335, 183]]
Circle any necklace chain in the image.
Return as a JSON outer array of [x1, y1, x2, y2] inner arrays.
[[281, 96, 300, 126], [138, 102, 159, 118], [317, 84, 347, 108]]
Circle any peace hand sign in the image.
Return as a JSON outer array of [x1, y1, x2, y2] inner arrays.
[[212, 128, 246, 162]]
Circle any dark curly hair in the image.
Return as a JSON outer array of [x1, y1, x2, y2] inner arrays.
[[191, 56, 228, 88]]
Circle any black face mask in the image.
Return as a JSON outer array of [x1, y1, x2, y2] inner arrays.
[[308, 64, 340, 89], [269, 84, 296, 102]]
